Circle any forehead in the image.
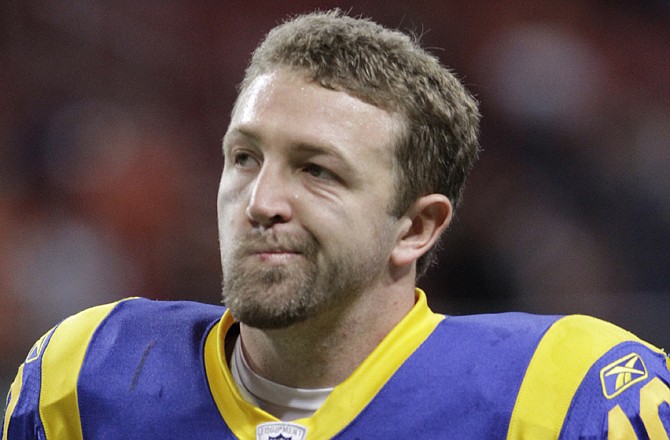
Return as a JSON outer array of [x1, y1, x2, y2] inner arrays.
[[227, 70, 401, 165]]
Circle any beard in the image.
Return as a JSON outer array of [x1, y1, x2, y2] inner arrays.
[[221, 231, 383, 329]]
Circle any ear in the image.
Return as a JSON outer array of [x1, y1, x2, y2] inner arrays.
[[390, 194, 453, 268]]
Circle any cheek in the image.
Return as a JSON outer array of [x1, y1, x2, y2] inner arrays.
[[217, 173, 249, 213], [217, 180, 247, 240], [217, 208, 239, 272], [217, 174, 239, 204], [300, 204, 364, 254]]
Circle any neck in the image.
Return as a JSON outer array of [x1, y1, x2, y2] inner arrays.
[[238, 282, 416, 388]]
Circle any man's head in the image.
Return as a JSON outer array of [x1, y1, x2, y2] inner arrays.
[[236, 10, 481, 275]]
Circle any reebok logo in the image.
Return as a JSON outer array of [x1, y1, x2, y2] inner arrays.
[[600, 353, 648, 399]]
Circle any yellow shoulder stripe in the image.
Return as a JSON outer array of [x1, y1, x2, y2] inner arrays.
[[507, 315, 646, 440], [39, 300, 128, 440], [3, 325, 58, 440], [2, 363, 24, 440]]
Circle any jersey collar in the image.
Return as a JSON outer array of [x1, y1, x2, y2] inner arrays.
[[203, 288, 443, 439]]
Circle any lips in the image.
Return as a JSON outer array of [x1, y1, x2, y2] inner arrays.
[[244, 244, 301, 256], [235, 233, 317, 262], [240, 241, 302, 261], [251, 249, 302, 264], [241, 236, 304, 254]]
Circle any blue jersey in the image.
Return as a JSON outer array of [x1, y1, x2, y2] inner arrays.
[[3, 290, 670, 439]]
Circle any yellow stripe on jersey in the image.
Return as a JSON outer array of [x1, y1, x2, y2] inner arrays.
[[204, 288, 444, 440], [2, 363, 24, 440], [3, 325, 58, 439], [507, 315, 645, 440], [39, 301, 126, 440]]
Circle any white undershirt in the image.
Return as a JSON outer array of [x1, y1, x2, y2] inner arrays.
[[230, 336, 334, 421]]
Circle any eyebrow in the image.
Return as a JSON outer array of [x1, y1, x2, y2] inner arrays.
[[291, 142, 350, 163], [222, 128, 261, 148], [223, 127, 353, 166]]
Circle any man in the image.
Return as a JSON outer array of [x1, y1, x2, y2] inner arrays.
[[3, 10, 670, 440]]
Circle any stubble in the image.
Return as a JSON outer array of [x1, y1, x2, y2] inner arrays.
[[221, 231, 383, 329]]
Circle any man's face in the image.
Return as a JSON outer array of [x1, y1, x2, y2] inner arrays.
[[218, 69, 403, 329]]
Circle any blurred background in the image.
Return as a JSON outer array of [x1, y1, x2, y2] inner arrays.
[[1, 0, 670, 391]]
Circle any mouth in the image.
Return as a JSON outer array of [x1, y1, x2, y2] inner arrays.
[[246, 246, 302, 262], [252, 250, 301, 263], [236, 233, 314, 264]]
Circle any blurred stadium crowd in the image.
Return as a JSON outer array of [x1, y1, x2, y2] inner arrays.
[[1, 0, 670, 391]]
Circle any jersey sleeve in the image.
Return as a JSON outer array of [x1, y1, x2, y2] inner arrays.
[[559, 338, 670, 439], [2, 327, 56, 440], [507, 315, 670, 440], [2, 301, 124, 440]]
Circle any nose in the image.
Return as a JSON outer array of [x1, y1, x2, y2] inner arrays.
[[246, 165, 293, 228]]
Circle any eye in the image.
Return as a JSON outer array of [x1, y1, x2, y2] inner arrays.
[[303, 163, 335, 180], [232, 151, 259, 169]]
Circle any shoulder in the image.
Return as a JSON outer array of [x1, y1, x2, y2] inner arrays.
[[39, 298, 224, 368], [440, 311, 560, 335], [413, 312, 564, 392], [507, 314, 670, 439], [3, 300, 129, 439], [428, 311, 561, 357], [40, 297, 225, 379], [2, 298, 226, 440], [421, 312, 669, 439]]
